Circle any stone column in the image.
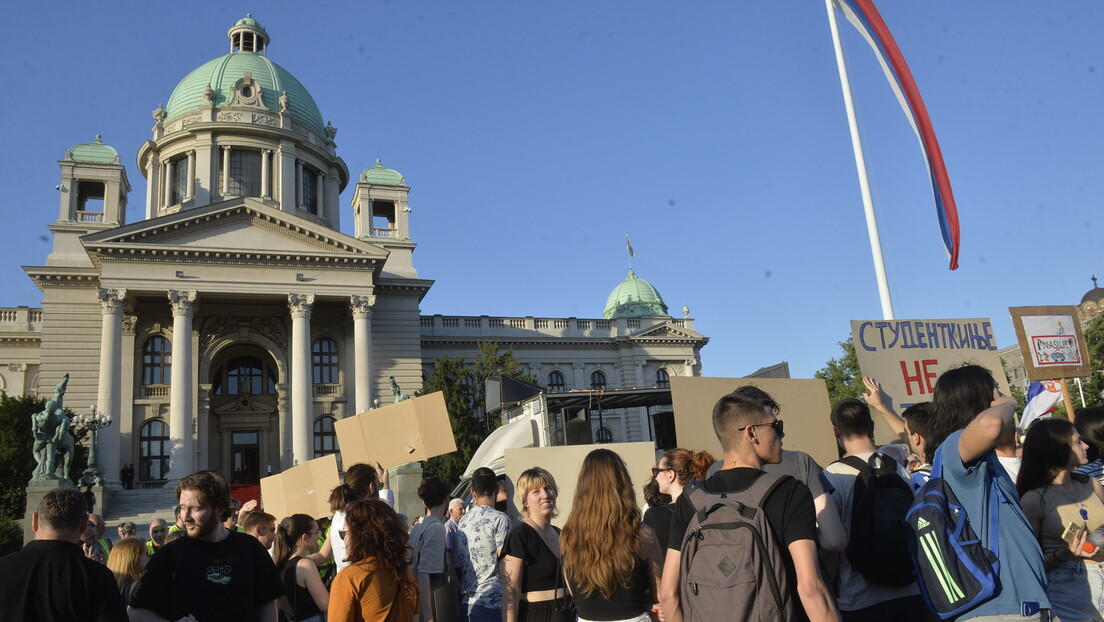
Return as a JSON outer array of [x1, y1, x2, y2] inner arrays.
[[315, 172, 323, 213], [96, 288, 127, 488], [220, 146, 231, 195], [350, 295, 375, 414], [295, 160, 304, 207], [167, 290, 197, 482], [163, 159, 174, 206], [261, 150, 271, 199], [186, 151, 196, 201], [289, 293, 315, 465]]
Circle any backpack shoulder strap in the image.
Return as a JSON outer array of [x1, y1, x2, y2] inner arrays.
[[740, 471, 789, 508], [836, 455, 872, 473]]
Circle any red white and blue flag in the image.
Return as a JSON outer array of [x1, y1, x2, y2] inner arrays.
[[832, 0, 961, 270], [1021, 380, 1063, 431]]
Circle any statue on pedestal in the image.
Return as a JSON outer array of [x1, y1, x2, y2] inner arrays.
[[31, 373, 76, 483], [389, 376, 411, 403]]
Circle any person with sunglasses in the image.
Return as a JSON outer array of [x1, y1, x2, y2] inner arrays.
[[645, 448, 714, 550], [659, 387, 839, 622]]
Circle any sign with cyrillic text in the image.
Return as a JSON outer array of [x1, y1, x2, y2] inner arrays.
[[851, 318, 1011, 411], [1009, 306, 1091, 381]]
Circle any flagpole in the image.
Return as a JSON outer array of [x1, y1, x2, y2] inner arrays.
[[625, 233, 634, 272], [824, 0, 895, 320]]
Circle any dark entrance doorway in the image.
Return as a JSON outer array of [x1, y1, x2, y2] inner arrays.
[[230, 430, 260, 484]]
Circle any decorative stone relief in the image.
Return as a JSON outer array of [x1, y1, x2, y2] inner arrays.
[[168, 290, 198, 316], [278, 90, 290, 112], [228, 72, 266, 109], [97, 288, 127, 314], [203, 83, 216, 105], [288, 293, 316, 319], [199, 315, 287, 352], [7, 363, 24, 372], [350, 295, 376, 320], [252, 113, 277, 127], [325, 121, 337, 140], [121, 314, 138, 335], [152, 104, 166, 124], [217, 111, 244, 123]]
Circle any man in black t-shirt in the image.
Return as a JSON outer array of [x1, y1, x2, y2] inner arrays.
[[129, 470, 283, 622], [0, 486, 127, 622], [658, 388, 839, 622]]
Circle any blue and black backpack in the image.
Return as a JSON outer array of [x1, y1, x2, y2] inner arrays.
[[906, 449, 1001, 620]]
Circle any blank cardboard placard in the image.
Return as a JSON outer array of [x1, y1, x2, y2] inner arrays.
[[259, 454, 340, 521], [334, 392, 457, 470], [504, 442, 656, 528], [670, 376, 838, 467], [1009, 306, 1092, 381]]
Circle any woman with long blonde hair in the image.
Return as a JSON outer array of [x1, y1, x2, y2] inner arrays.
[[106, 536, 149, 604], [562, 449, 664, 622]]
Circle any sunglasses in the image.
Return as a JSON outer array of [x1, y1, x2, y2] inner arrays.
[[737, 419, 784, 437], [650, 467, 673, 477]]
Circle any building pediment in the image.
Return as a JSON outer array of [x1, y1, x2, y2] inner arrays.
[[627, 321, 706, 343], [81, 198, 389, 269]]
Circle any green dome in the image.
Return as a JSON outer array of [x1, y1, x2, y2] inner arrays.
[[603, 270, 670, 319], [361, 159, 405, 185], [68, 135, 119, 164], [235, 15, 263, 28], [164, 52, 325, 137]]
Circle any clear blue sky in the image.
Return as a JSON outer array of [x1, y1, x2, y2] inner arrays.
[[1, 2, 1100, 380]]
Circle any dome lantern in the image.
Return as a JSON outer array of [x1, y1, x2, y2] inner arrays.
[[228, 14, 269, 55]]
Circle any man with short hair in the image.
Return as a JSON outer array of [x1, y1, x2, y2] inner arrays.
[[456, 467, 511, 622], [411, 476, 452, 622], [167, 505, 184, 533], [81, 513, 109, 564], [146, 518, 168, 556], [118, 521, 137, 540], [659, 389, 838, 622], [241, 510, 277, 550], [129, 470, 284, 622], [825, 398, 928, 621], [0, 486, 127, 621], [445, 498, 465, 577]]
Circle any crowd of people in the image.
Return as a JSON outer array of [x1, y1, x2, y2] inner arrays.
[[5, 363, 1104, 622]]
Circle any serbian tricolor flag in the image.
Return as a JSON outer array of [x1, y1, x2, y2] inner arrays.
[[832, 0, 961, 270], [1021, 380, 1063, 431]]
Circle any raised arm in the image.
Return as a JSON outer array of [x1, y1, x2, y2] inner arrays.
[[863, 377, 907, 443], [958, 394, 1017, 465]]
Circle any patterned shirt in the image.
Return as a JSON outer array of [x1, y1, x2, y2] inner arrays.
[[455, 504, 509, 610]]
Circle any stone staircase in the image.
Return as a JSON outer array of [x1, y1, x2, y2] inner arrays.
[[102, 487, 179, 532]]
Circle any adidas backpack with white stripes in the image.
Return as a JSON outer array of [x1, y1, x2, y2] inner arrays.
[[906, 449, 1001, 620]]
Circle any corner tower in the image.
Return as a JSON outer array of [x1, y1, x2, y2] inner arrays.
[[136, 15, 349, 228], [49, 135, 130, 267], [352, 160, 417, 278]]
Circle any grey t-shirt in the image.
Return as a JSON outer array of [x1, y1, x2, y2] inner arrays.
[[410, 517, 447, 575], [706, 449, 833, 498]]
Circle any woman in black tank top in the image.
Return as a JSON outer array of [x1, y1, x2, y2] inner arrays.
[[561, 449, 666, 622]]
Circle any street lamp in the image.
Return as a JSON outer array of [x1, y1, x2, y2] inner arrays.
[[73, 404, 112, 487]]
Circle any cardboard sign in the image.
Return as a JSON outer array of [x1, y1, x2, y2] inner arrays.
[[851, 318, 1012, 417], [334, 392, 457, 470], [504, 442, 656, 528], [669, 376, 838, 467], [259, 453, 340, 520], [1009, 306, 1092, 381]]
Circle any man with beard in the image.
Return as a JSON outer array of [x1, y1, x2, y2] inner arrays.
[[128, 470, 283, 622]]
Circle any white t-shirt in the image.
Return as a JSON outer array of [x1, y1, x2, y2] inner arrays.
[[824, 451, 921, 612], [332, 488, 396, 574], [997, 455, 1022, 485]]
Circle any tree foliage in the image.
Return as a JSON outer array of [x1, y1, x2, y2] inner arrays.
[[1083, 313, 1104, 408], [417, 342, 537, 484], [814, 337, 864, 406], [0, 393, 43, 552]]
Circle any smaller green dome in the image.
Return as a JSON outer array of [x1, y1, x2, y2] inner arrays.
[[361, 159, 405, 185], [67, 135, 119, 164], [235, 14, 264, 29], [603, 270, 670, 319]]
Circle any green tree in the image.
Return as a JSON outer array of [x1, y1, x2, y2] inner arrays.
[[815, 337, 864, 406], [417, 342, 537, 484], [0, 393, 44, 552], [1082, 313, 1104, 407]]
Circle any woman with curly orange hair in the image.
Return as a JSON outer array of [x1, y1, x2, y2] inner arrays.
[[644, 448, 714, 548], [562, 449, 664, 622], [328, 498, 419, 622]]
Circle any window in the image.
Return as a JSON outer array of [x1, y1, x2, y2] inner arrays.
[[301, 164, 320, 214], [590, 370, 607, 390], [547, 371, 566, 392], [227, 355, 267, 395], [312, 338, 339, 384], [314, 416, 338, 458], [656, 368, 670, 388], [76, 180, 105, 215], [139, 420, 170, 481], [170, 156, 189, 204], [596, 426, 614, 443], [220, 149, 263, 197], [142, 336, 172, 385]]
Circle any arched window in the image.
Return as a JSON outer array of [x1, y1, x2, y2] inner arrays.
[[312, 338, 339, 384], [547, 371, 566, 392], [142, 336, 172, 385], [589, 370, 607, 390], [596, 426, 614, 443], [656, 368, 670, 388], [139, 420, 170, 482], [227, 355, 267, 395], [314, 416, 338, 458]]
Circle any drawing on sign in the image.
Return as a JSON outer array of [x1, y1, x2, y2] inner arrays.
[[1021, 314, 1083, 368]]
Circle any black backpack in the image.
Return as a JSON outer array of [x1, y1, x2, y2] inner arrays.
[[836, 453, 916, 587]]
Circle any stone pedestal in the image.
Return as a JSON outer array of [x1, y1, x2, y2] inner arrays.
[[22, 481, 111, 546], [390, 462, 424, 528]]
